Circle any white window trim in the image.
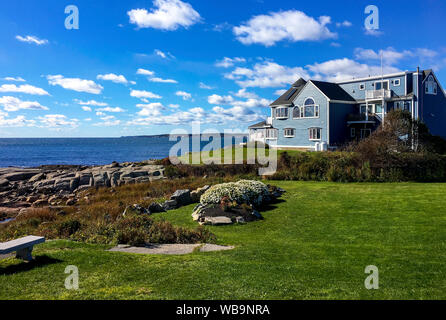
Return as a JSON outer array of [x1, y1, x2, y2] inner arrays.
[[265, 128, 278, 140], [393, 79, 401, 87], [275, 106, 289, 119], [292, 106, 301, 119], [374, 80, 390, 90], [294, 98, 320, 119], [283, 128, 295, 138], [309, 127, 322, 141], [359, 83, 365, 90]]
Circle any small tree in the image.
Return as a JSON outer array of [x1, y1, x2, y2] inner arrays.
[[348, 110, 446, 163]]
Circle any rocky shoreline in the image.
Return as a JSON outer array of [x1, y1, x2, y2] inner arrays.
[[0, 161, 165, 220]]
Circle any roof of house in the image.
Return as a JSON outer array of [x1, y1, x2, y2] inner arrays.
[[248, 121, 271, 129], [270, 78, 307, 106], [310, 80, 356, 102]]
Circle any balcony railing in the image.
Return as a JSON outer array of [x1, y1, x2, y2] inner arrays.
[[347, 113, 377, 122], [366, 89, 391, 100]]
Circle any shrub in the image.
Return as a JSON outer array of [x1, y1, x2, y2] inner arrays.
[[200, 180, 270, 206]]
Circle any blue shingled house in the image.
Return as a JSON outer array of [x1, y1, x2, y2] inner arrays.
[[248, 68, 446, 150]]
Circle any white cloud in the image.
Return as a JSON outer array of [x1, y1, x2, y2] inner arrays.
[[136, 102, 165, 116], [354, 47, 412, 65], [130, 89, 162, 99], [0, 96, 49, 112], [0, 115, 35, 127], [128, 103, 263, 126], [3, 77, 25, 82], [15, 35, 48, 45], [274, 89, 287, 96], [0, 84, 49, 96], [128, 0, 201, 30], [38, 114, 79, 128], [234, 88, 258, 99], [136, 68, 155, 76], [199, 82, 214, 89], [82, 106, 92, 112], [175, 91, 192, 100], [75, 99, 108, 107], [149, 77, 178, 83], [208, 94, 234, 105], [97, 107, 126, 113], [225, 61, 309, 88], [233, 10, 336, 46], [97, 73, 128, 84], [96, 111, 106, 116], [154, 49, 167, 58], [154, 49, 175, 59], [215, 57, 246, 68], [336, 21, 352, 27], [169, 104, 180, 109], [307, 58, 400, 82], [354, 47, 439, 66], [364, 28, 383, 37], [47, 75, 103, 94], [208, 92, 270, 109]]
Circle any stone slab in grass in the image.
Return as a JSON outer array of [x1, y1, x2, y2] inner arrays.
[[108, 243, 234, 255]]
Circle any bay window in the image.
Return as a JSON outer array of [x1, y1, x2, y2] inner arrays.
[[275, 107, 289, 119]]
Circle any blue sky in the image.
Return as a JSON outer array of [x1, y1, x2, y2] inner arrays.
[[0, 0, 445, 137]]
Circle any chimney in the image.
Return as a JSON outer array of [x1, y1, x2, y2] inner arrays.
[[417, 66, 420, 73]]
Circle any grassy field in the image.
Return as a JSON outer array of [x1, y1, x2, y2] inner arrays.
[[1, 181, 445, 299]]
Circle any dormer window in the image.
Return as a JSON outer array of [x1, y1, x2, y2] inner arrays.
[[275, 107, 289, 119], [394, 79, 401, 86], [359, 83, 365, 90], [426, 75, 437, 95]]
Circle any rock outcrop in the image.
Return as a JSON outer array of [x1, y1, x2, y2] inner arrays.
[[0, 161, 165, 218]]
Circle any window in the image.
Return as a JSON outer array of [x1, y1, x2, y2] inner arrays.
[[302, 98, 320, 118], [359, 83, 365, 90], [375, 80, 389, 90], [284, 128, 295, 138], [275, 107, 289, 119], [404, 101, 411, 111], [360, 129, 371, 139], [375, 104, 383, 114], [266, 128, 278, 139], [309, 127, 322, 141], [394, 79, 401, 86], [292, 106, 301, 119], [360, 104, 372, 114], [426, 75, 437, 95], [350, 128, 356, 138]]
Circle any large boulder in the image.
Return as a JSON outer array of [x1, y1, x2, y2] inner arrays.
[[200, 216, 233, 226], [122, 204, 149, 217], [3, 171, 40, 182], [162, 199, 177, 211], [148, 202, 165, 214], [170, 189, 191, 206]]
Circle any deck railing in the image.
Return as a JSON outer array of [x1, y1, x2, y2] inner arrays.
[[366, 89, 391, 100]]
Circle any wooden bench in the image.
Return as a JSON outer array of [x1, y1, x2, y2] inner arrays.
[[0, 236, 45, 261]]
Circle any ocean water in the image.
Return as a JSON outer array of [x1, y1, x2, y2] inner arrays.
[[0, 135, 247, 168]]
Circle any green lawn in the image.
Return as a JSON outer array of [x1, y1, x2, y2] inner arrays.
[[1, 181, 445, 299]]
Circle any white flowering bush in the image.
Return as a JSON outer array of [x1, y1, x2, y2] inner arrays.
[[235, 180, 270, 206], [200, 180, 270, 206]]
